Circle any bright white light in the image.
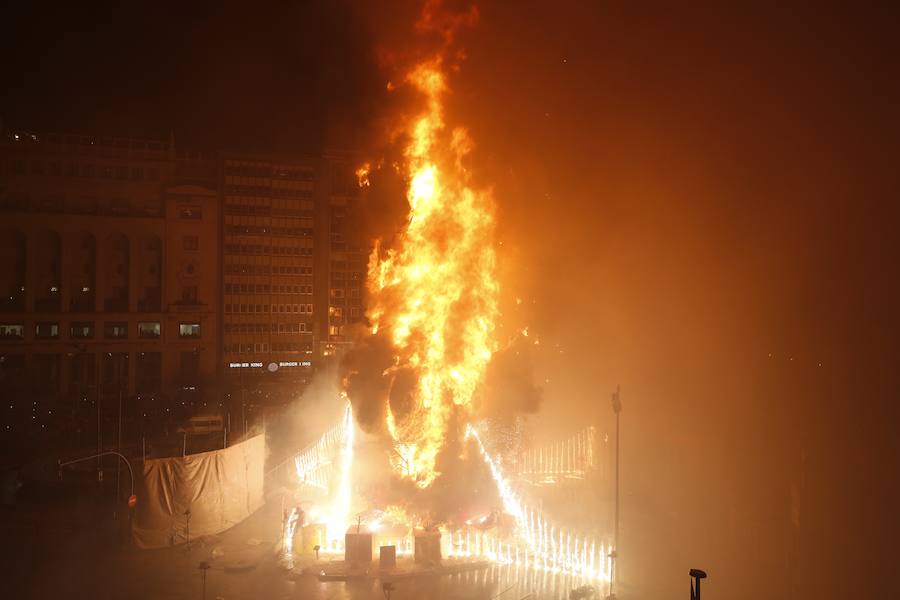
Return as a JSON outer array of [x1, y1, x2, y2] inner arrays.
[[326, 399, 355, 543]]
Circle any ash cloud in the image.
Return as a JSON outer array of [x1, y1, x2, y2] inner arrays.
[[343, 152, 409, 254], [338, 331, 393, 434], [478, 337, 543, 422], [348, 409, 501, 526]]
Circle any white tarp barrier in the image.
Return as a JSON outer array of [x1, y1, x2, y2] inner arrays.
[[132, 433, 265, 549]]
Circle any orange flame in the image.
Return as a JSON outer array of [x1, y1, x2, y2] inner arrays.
[[368, 55, 498, 488], [355, 162, 371, 188]]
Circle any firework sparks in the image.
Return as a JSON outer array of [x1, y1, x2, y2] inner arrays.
[[326, 400, 356, 546], [466, 424, 611, 583]]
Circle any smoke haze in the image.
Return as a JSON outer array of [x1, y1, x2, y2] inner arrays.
[[2, 1, 897, 598]]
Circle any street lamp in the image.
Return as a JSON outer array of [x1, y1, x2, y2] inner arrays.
[[59, 450, 137, 543], [690, 568, 708, 600], [198, 561, 211, 600], [609, 385, 622, 600], [67, 343, 103, 484]]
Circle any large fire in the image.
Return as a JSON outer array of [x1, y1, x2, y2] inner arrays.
[[367, 56, 499, 487], [281, 3, 612, 595]]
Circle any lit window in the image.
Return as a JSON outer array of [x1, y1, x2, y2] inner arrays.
[[35, 322, 59, 339], [70, 321, 94, 339], [138, 322, 161, 338], [179, 323, 201, 338], [0, 324, 25, 340], [104, 322, 128, 339]]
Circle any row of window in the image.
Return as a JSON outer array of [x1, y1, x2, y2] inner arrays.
[[224, 205, 313, 217], [331, 272, 363, 281], [330, 288, 361, 298], [224, 185, 313, 199], [224, 244, 314, 256], [224, 283, 313, 295], [225, 225, 313, 237], [328, 307, 362, 318], [2, 158, 160, 181], [225, 322, 310, 335], [7, 131, 168, 151], [226, 215, 313, 227], [0, 321, 199, 340], [224, 264, 313, 276], [0, 196, 162, 218], [331, 260, 365, 271], [224, 303, 314, 314], [225, 342, 311, 354], [224, 164, 315, 180]]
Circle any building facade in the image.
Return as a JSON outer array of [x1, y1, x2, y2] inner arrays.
[[0, 128, 367, 453], [0, 131, 219, 448], [219, 153, 365, 404], [220, 154, 318, 402], [320, 155, 367, 357]]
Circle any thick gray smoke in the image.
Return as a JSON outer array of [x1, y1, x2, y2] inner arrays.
[[478, 336, 543, 422], [339, 330, 394, 434]]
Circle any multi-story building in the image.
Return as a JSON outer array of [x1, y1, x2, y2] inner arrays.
[[219, 153, 365, 403], [220, 154, 317, 403], [0, 130, 219, 450], [0, 127, 368, 453], [320, 155, 367, 357]]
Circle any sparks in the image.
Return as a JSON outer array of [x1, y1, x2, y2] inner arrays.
[[326, 400, 355, 544]]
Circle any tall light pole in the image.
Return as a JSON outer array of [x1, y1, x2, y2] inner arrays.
[[115, 353, 126, 518], [59, 449, 137, 543], [609, 385, 622, 600], [690, 568, 707, 600]]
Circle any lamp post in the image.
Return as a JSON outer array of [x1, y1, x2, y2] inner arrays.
[[115, 353, 126, 518], [59, 450, 137, 543], [68, 343, 102, 484], [198, 561, 210, 600], [609, 385, 622, 600], [690, 568, 707, 600]]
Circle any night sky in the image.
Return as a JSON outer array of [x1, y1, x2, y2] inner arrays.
[[3, 2, 899, 598]]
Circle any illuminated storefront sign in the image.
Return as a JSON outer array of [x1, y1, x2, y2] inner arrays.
[[228, 361, 311, 369]]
